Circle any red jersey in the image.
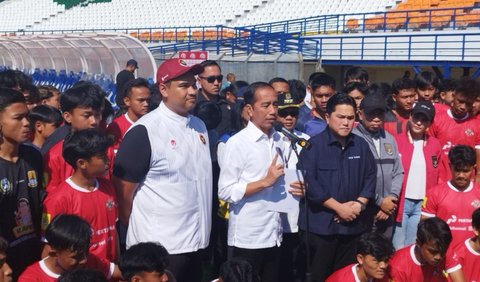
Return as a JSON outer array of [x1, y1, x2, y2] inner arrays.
[[445, 238, 480, 282], [326, 264, 362, 282], [422, 181, 480, 248], [429, 109, 480, 182], [19, 255, 113, 282], [394, 131, 442, 223], [43, 178, 118, 262], [380, 245, 447, 282], [44, 140, 115, 191], [106, 114, 134, 153]]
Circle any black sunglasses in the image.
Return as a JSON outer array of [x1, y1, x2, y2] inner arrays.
[[278, 108, 299, 118], [199, 75, 223, 83]]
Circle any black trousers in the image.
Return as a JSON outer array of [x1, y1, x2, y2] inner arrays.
[[168, 250, 203, 282], [232, 246, 280, 282], [303, 232, 360, 282], [279, 232, 302, 282]]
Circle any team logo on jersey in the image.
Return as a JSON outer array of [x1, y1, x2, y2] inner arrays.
[[0, 178, 11, 194], [106, 199, 116, 210], [431, 156, 438, 168], [472, 199, 480, 209], [199, 134, 206, 145], [465, 129, 474, 136], [27, 170, 38, 188], [384, 143, 393, 155]]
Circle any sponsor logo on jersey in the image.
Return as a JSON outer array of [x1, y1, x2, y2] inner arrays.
[[0, 178, 12, 194], [27, 170, 38, 188]]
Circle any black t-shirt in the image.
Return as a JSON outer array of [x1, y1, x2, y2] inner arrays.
[[0, 144, 45, 278], [115, 70, 135, 105]]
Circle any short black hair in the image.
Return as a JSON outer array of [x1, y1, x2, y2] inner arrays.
[[200, 60, 221, 72], [439, 79, 457, 93], [326, 93, 356, 115], [38, 85, 60, 100], [309, 72, 336, 91], [233, 80, 249, 90], [219, 259, 259, 282], [343, 81, 369, 97], [193, 101, 222, 130], [124, 78, 150, 99], [472, 207, 480, 231], [417, 217, 452, 254], [0, 236, 8, 253], [243, 82, 274, 106], [0, 87, 26, 112], [62, 129, 111, 168], [357, 232, 394, 261], [0, 70, 33, 92], [288, 79, 306, 101], [448, 145, 476, 171], [368, 83, 394, 110], [454, 79, 479, 101], [344, 66, 369, 84], [45, 214, 92, 253], [26, 84, 41, 105], [268, 77, 289, 86], [28, 105, 63, 131], [58, 268, 107, 282], [119, 242, 169, 281], [415, 71, 439, 90], [392, 78, 416, 95], [60, 81, 104, 113]]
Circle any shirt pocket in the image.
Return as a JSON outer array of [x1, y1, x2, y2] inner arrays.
[[316, 161, 339, 186]]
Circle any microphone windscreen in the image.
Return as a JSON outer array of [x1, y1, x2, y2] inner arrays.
[[273, 122, 283, 132]]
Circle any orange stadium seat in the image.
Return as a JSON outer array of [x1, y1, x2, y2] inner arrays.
[[346, 19, 359, 30]]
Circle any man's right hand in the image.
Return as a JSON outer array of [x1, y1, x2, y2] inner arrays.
[[263, 154, 284, 187]]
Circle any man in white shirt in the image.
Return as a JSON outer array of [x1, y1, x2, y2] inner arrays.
[[113, 58, 211, 282], [218, 82, 285, 282]]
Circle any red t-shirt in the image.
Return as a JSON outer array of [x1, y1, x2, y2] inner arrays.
[[422, 181, 480, 249], [106, 114, 134, 153], [19, 255, 113, 282], [43, 178, 118, 262], [44, 140, 115, 191], [379, 245, 447, 282], [429, 109, 480, 182], [445, 238, 480, 282], [384, 113, 409, 136], [326, 264, 361, 282]]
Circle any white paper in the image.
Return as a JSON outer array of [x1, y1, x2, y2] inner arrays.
[[266, 168, 304, 213]]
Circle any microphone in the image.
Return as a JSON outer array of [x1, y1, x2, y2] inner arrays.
[[274, 123, 311, 150]]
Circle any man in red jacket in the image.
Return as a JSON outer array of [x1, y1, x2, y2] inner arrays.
[[392, 101, 442, 250]]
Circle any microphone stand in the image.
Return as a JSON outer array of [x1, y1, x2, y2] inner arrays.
[[291, 139, 312, 282]]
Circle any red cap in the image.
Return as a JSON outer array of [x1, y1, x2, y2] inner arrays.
[[156, 58, 204, 84]]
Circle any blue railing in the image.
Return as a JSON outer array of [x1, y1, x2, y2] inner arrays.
[[1, 6, 479, 44]]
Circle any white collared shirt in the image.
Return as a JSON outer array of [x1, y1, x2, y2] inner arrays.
[[126, 102, 212, 254], [218, 121, 285, 249]]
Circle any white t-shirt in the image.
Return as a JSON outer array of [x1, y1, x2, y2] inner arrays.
[[405, 139, 427, 200]]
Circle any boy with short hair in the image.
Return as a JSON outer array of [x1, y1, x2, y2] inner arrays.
[[42, 129, 118, 267], [422, 145, 480, 249], [384, 78, 416, 136], [446, 207, 480, 282], [20, 214, 118, 281], [43, 82, 114, 190], [382, 217, 452, 282], [119, 242, 171, 282], [107, 78, 150, 153], [27, 105, 62, 151], [303, 73, 336, 136], [326, 233, 394, 282], [38, 85, 61, 110]]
